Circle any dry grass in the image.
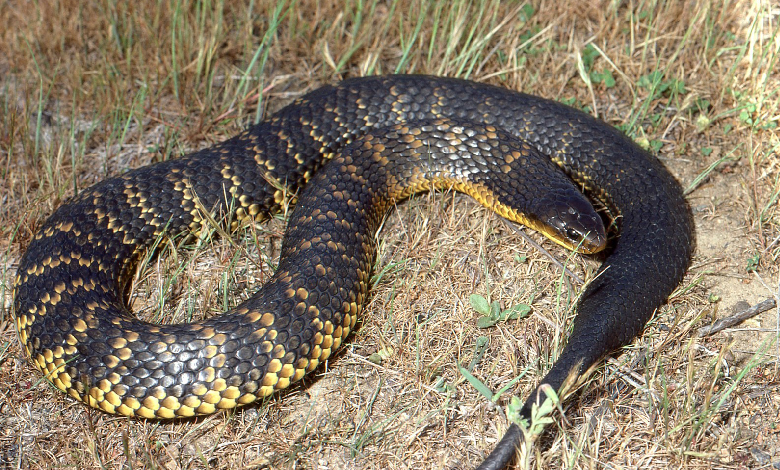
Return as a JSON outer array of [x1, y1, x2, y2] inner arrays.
[[1, 0, 779, 468]]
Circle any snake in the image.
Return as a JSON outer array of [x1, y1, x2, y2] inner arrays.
[[12, 75, 693, 469]]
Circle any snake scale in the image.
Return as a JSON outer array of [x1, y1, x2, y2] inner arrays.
[[13, 75, 694, 469]]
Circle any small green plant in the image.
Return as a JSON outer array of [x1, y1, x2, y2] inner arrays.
[[506, 385, 559, 436], [579, 43, 599, 71], [502, 385, 563, 468], [737, 102, 778, 130], [637, 71, 687, 100], [577, 44, 616, 88], [739, 102, 758, 126], [746, 253, 760, 272], [590, 69, 616, 88], [469, 294, 531, 328]]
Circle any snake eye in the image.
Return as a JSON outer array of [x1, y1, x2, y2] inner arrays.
[[565, 227, 582, 242]]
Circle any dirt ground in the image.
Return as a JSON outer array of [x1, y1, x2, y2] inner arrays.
[[1, 1, 779, 469]]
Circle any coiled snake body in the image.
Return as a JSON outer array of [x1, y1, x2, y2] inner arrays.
[[13, 75, 693, 468]]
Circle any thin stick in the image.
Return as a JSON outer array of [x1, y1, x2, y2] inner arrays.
[[697, 298, 777, 337]]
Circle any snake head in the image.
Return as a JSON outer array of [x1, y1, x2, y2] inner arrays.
[[539, 191, 607, 254]]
